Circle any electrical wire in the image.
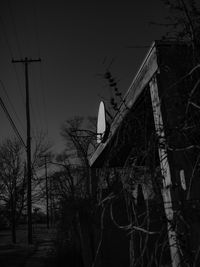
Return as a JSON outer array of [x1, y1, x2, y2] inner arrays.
[[0, 79, 26, 135], [11, 63, 25, 106], [7, 0, 23, 58], [31, 0, 41, 58], [0, 15, 14, 58], [6, 1, 42, 137], [31, 0, 49, 133], [31, 66, 44, 132], [0, 11, 25, 109], [24, 1, 44, 134], [39, 62, 49, 133], [0, 95, 26, 148]]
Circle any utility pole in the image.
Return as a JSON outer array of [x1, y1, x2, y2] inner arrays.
[[12, 57, 41, 244], [44, 155, 50, 229], [49, 176, 53, 227]]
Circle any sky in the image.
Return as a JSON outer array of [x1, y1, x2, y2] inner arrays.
[[0, 0, 168, 153]]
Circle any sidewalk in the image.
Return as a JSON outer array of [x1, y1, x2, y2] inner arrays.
[[0, 225, 57, 267], [25, 227, 57, 267]]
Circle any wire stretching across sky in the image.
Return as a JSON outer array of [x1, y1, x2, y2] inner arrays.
[[0, 0, 49, 143], [0, 79, 26, 135], [0, 95, 26, 148], [31, 0, 49, 133], [29, 0, 49, 134], [0, 0, 171, 154]]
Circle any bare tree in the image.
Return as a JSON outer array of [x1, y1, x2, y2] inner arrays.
[[60, 116, 97, 196], [154, 0, 200, 63], [0, 138, 25, 243], [32, 130, 52, 170]]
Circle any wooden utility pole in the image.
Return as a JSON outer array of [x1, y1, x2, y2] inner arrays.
[[49, 176, 53, 227], [44, 156, 50, 229], [12, 57, 41, 244]]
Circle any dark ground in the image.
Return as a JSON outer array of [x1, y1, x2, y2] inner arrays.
[[0, 224, 57, 267]]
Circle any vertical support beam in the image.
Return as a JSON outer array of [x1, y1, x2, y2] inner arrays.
[[149, 76, 181, 267]]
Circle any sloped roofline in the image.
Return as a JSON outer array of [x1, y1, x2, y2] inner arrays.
[[89, 40, 184, 167]]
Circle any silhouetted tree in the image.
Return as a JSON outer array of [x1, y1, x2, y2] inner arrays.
[[159, 0, 200, 62], [0, 138, 25, 243], [60, 116, 97, 196]]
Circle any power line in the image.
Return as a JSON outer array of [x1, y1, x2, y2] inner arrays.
[[30, 1, 47, 134], [7, 0, 23, 58], [0, 5, 46, 144], [0, 12, 26, 109], [12, 63, 26, 106], [29, 97, 40, 134], [0, 79, 26, 135], [3, 1, 48, 136], [39, 62, 49, 133], [0, 15, 14, 58], [30, 0, 48, 133], [31, 0, 41, 58], [31, 1, 48, 133], [30, 66, 45, 132], [0, 95, 26, 148]]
